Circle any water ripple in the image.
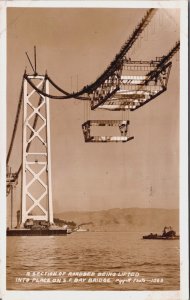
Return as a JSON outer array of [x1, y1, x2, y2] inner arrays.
[[7, 232, 180, 291]]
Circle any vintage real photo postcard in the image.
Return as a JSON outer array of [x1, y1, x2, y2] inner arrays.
[[0, 1, 189, 300]]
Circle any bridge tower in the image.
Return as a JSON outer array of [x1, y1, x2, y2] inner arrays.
[[21, 75, 53, 225]]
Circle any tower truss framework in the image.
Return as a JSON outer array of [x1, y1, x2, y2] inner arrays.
[[21, 75, 53, 225]]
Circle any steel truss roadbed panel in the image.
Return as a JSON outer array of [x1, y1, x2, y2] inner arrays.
[[82, 120, 134, 143], [91, 59, 172, 111], [98, 88, 165, 111]]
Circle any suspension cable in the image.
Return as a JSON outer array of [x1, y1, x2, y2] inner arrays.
[[85, 8, 156, 92], [24, 9, 157, 100], [146, 41, 180, 81], [25, 41, 179, 103], [25, 75, 89, 99], [130, 42, 180, 97], [47, 75, 89, 99], [7, 75, 25, 165]]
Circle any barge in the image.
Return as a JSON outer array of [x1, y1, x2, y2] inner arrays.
[[7, 228, 67, 236], [7, 218, 68, 236]]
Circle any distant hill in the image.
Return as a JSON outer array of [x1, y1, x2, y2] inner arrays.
[[55, 208, 179, 233]]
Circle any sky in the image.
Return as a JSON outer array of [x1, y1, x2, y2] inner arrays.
[[6, 7, 180, 218]]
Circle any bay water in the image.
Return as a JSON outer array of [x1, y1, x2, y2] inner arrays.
[[7, 231, 179, 291]]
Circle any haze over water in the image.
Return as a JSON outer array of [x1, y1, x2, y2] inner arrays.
[[7, 232, 179, 291]]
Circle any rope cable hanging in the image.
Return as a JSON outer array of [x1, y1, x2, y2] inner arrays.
[[7, 75, 25, 165]]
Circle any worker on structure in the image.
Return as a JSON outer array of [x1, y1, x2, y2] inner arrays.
[[82, 124, 90, 141], [119, 120, 129, 137]]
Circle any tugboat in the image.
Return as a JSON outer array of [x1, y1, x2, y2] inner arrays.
[[143, 226, 179, 240]]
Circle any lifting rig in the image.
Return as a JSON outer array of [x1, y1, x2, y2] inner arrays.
[[6, 9, 179, 229], [81, 42, 179, 142]]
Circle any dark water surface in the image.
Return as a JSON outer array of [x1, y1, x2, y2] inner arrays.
[[7, 232, 180, 290]]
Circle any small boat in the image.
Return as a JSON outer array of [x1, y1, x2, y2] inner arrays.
[[75, 226, 88, 232], [76, 228, 88, 232], [143, 226, 179, 240]]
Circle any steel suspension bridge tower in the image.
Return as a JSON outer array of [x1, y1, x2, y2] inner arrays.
[[21, 75, 53, 225]]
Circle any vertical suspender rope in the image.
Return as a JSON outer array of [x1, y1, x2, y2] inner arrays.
[[34, 46, 37, 75], [83, 100, 85, 122], [88, 100, 90, 121]]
